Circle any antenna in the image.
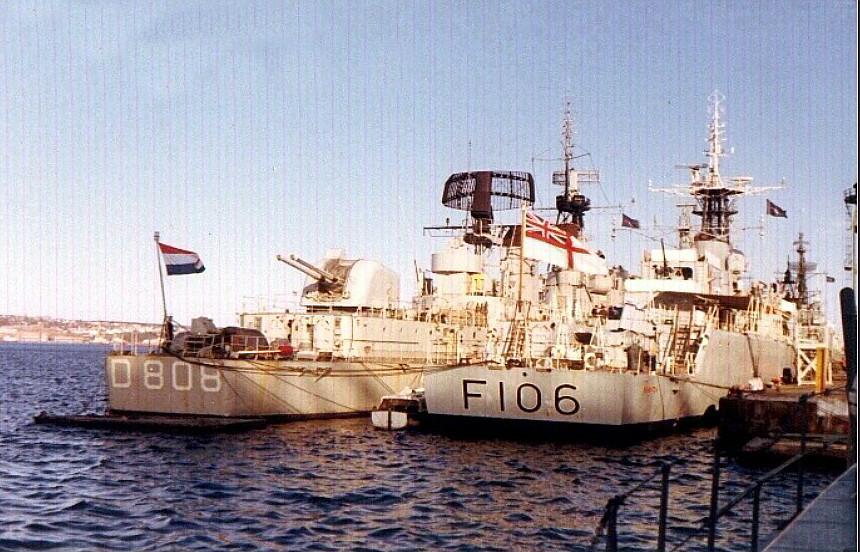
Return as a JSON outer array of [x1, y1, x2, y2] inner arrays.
[[649, 92, 784, 246], [441, 171, 535, 248], [553, 101, 596, 231], [705, 90, 725, 183], [467, 140, 472, 173]]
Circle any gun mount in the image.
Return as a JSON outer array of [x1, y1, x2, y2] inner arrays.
[[277, 252, 399, 311]]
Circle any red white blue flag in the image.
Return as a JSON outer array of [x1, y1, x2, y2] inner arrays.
[[158, 242, 205, 275], [523, 211, 607, 274]]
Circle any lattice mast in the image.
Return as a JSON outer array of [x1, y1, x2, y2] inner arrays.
[[553, 102, 597, 231], [792, 233, 813, 308], [651, 92, 781, 245], [689, 93, 746, 243]]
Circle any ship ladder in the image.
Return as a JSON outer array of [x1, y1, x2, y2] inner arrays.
[[502, 302, 529, 365], [666, 306, 695, 374]]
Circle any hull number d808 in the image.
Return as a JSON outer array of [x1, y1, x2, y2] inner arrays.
[[461, 379, 580, 416]]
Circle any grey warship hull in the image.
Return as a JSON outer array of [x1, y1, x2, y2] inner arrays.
[[423, 330, 796, 426], [106, 353, 422, 419]]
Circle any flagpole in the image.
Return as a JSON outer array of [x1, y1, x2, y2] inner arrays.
[[154, 231, 168, 322], [518, 202, 526, 306]]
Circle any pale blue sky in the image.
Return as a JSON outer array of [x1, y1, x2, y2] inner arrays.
[[1, 1, 857, 326]]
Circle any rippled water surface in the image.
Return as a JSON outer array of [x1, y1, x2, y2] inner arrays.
[[0, 344, 841, 551]]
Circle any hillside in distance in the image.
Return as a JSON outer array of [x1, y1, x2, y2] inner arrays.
[[0, 315, 161, 345]]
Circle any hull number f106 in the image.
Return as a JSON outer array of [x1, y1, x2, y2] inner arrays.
[[462, 379, 580, 416]]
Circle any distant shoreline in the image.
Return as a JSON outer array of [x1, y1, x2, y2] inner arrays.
[[0, 340, 115, 347]]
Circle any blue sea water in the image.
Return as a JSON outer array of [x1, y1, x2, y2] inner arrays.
[[0, 343, 840, 551]]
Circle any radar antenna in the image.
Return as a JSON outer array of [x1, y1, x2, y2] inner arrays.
[[441, 170, 534, 248]]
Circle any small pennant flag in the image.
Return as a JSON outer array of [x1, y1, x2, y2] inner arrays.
[[766, 200, 787, 218], [158, 242, 205, 275], [621, 214, 640, 229]]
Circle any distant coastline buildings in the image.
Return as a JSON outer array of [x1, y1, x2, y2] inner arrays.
[[0, 315, 160, 346]]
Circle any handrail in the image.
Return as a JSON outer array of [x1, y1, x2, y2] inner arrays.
[[714, 453, 805, 520], [590, 394, 830, 552], [682, 395, 814, 552], [587, 461, 673, 552]]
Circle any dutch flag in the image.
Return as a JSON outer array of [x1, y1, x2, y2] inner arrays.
[[158, 242, 205, 275]]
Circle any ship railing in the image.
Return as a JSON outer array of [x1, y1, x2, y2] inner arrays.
[[411, 307, 488, 327], [285, 303, 490, 327], [240, 294, 301, 314], [111, 334, 131, 354], [171, 334, 284, 359], [796, 325, 828, 343], [588, 461, 673, 552], [590, 396, 824, 552], [111, 332, 158, 356]]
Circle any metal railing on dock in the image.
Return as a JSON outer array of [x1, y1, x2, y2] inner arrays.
[[589, 400, 835, 552], [588, 461, 673, 552]]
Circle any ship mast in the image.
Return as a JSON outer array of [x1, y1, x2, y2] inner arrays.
[[652, 92, 782, 246], [793, 232, 812, 308], [554, 102, 595, 231], [689, 93, 744, 243]]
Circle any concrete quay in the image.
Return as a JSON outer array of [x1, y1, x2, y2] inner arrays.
[[763, 463, 856, 552]]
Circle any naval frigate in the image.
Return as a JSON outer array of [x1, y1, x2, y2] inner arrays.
[[420, 93, 832, 430]]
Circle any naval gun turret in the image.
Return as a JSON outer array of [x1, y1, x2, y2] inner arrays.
[[278, 249, 399, 311]]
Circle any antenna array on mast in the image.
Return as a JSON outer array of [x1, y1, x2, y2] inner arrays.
[[649, 92, 785, 245], [553, 101, 597, 230]]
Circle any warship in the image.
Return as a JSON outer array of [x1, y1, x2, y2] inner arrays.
[[103, 94, 830, 431], [419, 94, 827, 430]]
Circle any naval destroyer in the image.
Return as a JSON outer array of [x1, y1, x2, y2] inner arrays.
[[104, 94, 832, 430]]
